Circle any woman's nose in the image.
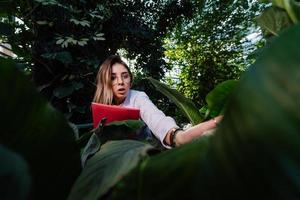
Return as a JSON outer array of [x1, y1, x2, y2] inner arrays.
[[117, 76, 124, 85]]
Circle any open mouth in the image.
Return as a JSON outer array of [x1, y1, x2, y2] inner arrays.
[[118, 88, 126, 93]]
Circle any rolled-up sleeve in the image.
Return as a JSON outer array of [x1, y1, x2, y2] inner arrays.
[[133, 92, 178, 148]]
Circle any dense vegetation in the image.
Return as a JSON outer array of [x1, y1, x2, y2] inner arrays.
[[164, 0, 262, 106], [1, 0, 300, 200]]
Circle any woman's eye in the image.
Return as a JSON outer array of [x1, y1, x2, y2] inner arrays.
[[111, 76, 116, 81], [122, 74, 129, 79]]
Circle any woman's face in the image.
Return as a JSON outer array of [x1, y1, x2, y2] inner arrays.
[[111, 63, 131, 105]]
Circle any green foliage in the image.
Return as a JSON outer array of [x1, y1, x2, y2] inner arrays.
[[0, 144, 31, 200], [148, 77, 237, 123], [205, 80, 238, 117], [257, 6, 293, 36], [148, 77, 203, 125], [269, 0, 300, 23], [0, 58, 81, 200], [106, 21, 300, 200], [102, 120, 151, 144], [53, 81, 84, 99], [109, 135, 214, 200], [77, 119, 145, 149], [41, 51, 73, 64], [258, 0, 300, 38], [106, 120, 145, 132], [68, 140, 155, 200], [0, 22, 14, 36], [164, 0, 262, 106]]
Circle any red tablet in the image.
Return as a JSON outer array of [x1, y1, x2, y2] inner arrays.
[[91, 102, 140, 128]]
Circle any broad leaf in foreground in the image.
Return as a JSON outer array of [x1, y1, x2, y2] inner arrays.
[[68, 140, 155, 200], [0, 58, 81, 200], [0, 144, 31, 200], [76, 119, 145, 148]]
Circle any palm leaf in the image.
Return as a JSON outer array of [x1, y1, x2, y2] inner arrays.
[[148, 77, 203, 125]]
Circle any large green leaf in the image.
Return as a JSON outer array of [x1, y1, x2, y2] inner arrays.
[[67, 140, 155, 200], [269, 0, 300, 23], [0, 144, 31, 200], [78, 120, 148, 170], [257, 6, 292, 36], [76, 119, 145, 148], [108, 135, 214, 200], [148, 77, 203, 125], [106, 23, 300, 199], [208, 21, 300, 199], [0, 58, 81, 200], [102, 120, 145, 141], [288, 0, 300, 23], [106, 120, 145, 131], [205, 80, 238, 117]]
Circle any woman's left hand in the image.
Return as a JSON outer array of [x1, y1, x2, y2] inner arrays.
[[175, 115, 223, 146]]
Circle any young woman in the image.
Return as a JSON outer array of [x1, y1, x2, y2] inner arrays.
[[93, 55, 222, 148]]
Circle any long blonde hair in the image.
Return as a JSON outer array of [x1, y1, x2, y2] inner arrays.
[[93, 55, 132, 105]]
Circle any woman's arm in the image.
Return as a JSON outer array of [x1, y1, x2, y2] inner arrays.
[[130, 91, 179, 148], [164, 115, 223, 147]]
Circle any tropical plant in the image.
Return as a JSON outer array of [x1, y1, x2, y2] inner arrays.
[[148, 77, 238, 125], [163, 0, 263, 107], [257, 0, 300, 38], [0, 144, 31, 200], [67, 140, 156, 200], [0, 57, 82, 200], [148, 77, 203, 125]]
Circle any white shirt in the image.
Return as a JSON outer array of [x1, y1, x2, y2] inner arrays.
[[120, 89, 178, 147]]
